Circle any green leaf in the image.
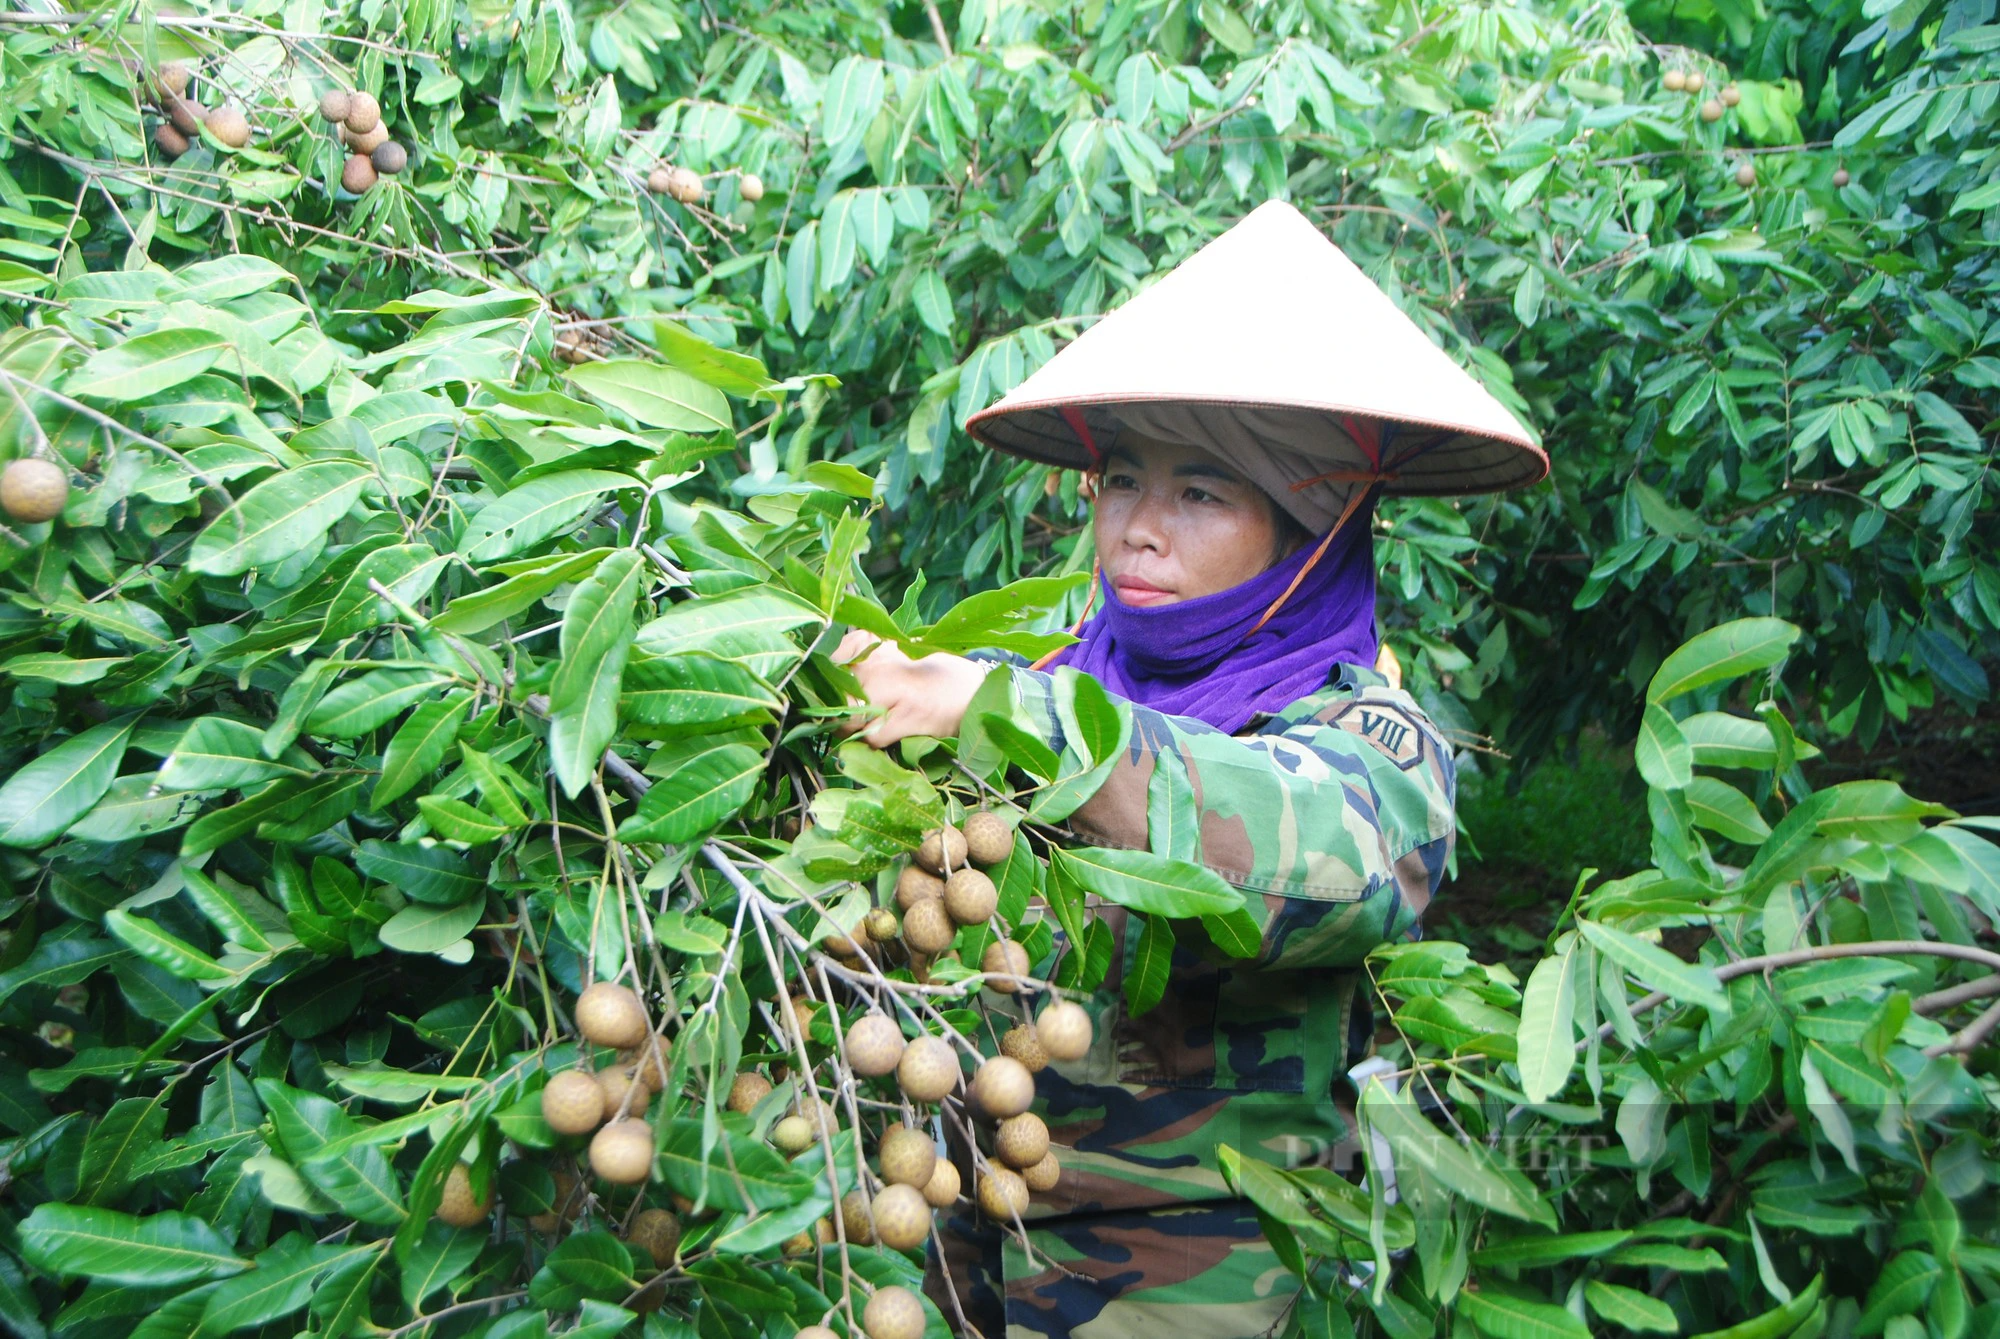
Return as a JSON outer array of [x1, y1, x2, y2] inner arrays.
[[417, 796, 514, 843], [160, 718, 306, 791], [104, 910, 231, 982], [354, 838, 484, 905], [430, 548, 613, 634], [1049, 847, 1240, 917], [548, 550, 644, 797], [1123, 912, 1173, 1017], [1583, 1281, 1681, 1334], [196, 1237, 372, 1338], [305, 669, 450, 738], [1684, 777, 1771, 844], [567, 359, 731, 432], [67, 328, 228, 401], [18, 1205, 250, 1285], [188, 461, 375, 577], [912, 270, 954, 335], [1358, 1082, 1555, 1227], [1647, 619, 1801, 704], [372, 690, 475, 807], [378, 898, 484, 955], [622, 654, 780, 726], [1516, 942, 1579, 1103], [1457, 1289, 1592, 1339], [1579, 919, 1729, 1013], [1685, 1276, 1822, 1339], [0, 720, 134, 847], [656, 1119, 808, 1212], [619, 743, 763, 844], [653, 321, 771, 397], [1635, 704, 1692, 791], [457, 471, 635, 562]]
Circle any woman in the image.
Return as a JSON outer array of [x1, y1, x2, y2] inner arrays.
[[843, 202, 1544, 1339]]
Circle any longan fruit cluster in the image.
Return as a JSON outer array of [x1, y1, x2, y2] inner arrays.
[[538, 982, 665, 1186], [317, 87, 409, 195], [142, 63, 252, 158]]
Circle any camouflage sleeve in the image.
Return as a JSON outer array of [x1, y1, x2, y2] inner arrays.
[[1003, 663, 1455, 969]]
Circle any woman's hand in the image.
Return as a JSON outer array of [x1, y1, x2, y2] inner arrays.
[[835, 629, 990, 749]]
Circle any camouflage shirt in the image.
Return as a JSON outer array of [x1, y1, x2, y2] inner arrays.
[[997, 660, 1456, 1215]]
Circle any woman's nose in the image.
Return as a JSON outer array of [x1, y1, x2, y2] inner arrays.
[[1119, 487, 1171, 551]]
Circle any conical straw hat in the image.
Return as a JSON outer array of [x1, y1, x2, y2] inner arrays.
[[966, 201, 1545, 503]]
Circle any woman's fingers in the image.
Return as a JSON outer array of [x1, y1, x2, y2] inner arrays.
[[833, 628, 881, 664]]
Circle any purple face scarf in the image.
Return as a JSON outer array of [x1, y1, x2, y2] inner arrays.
[[1046, 499, 1381, 734]]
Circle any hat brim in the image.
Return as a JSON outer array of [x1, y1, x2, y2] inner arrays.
[[966, 396, 1549, 497]]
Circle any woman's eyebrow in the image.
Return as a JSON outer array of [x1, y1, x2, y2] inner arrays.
[[1173, 461, 1244, 483]]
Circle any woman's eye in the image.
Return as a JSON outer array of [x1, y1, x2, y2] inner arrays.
[[1184, 487, 1220, 504], [1105, 473, 1138, 490]]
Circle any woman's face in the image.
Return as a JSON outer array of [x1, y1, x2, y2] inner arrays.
[[1093, 434, 1290, 607]]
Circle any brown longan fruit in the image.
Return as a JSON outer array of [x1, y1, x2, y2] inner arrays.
[[962, 811, 1012, 866], [902, 897, 955, 955], [204, 105, 249, 148], [995, 1113, 1049, 1169], [921, 1157, 961, 1207], [838, 1188, 874, 1244], [589, 1119, 654, 1184], [1663, 69, 1687, 92], [878, 1123, 937, 1188], [542, 1069, 606, 1135], [341, 154, 377, 194], [797, 1328, 838, 1339], [897, 1034, 958, 1103], [577, 982, 649, 1048], [845, 1013, 905, 1077], [318, 88, 352, 122], [822, 928, 867, 957], [783, 1233, 816, 1257], [166, 96, 203, 138], [981, 939, 1030, 992], [783, 993, 820, 1038], [156, 62, 190, 99], [871, 1182, 932, 1251], [1720, 83, 1741, 106], [971, 1056, 1035, 1119], [596, 1064, 649, 1119], [918, 825, 968, 874], [896, 865, 944, 911], [977, 1167, 1028, 1221], [664, 166, 704, 203], [343, 121, 390, 154], [739, 172, 765, 202], [623, 1036, 670, 1093], [628, 1207, 681, 1266], [372, 141, 408, 175], [1685, 70, 1706, 93], [435, 1163, 490, 1227], [1833, 166, 1851, 188], [772, 1114, 816, 1156], [1022, 1151, 1061, 1192], [727, 1071, 772, 1114], [863, 1286, 926, 1339], [1001, 1024, 1048, 1073], [153, 123, 189, 158], [1700, 98, 1723, 122], [1735, 161, 1757, 187], [2, 459, 69, 524], [864, 907, 900, 942], [943, 869, 997, 926], [647, 165, 674, 194], [1037, 1000, 1093, 1062], [344, 90, 381, 134]]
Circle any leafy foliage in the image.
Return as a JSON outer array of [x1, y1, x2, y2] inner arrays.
[[0, 0, 1992, 762], [1, 2, 1998, 1338]]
